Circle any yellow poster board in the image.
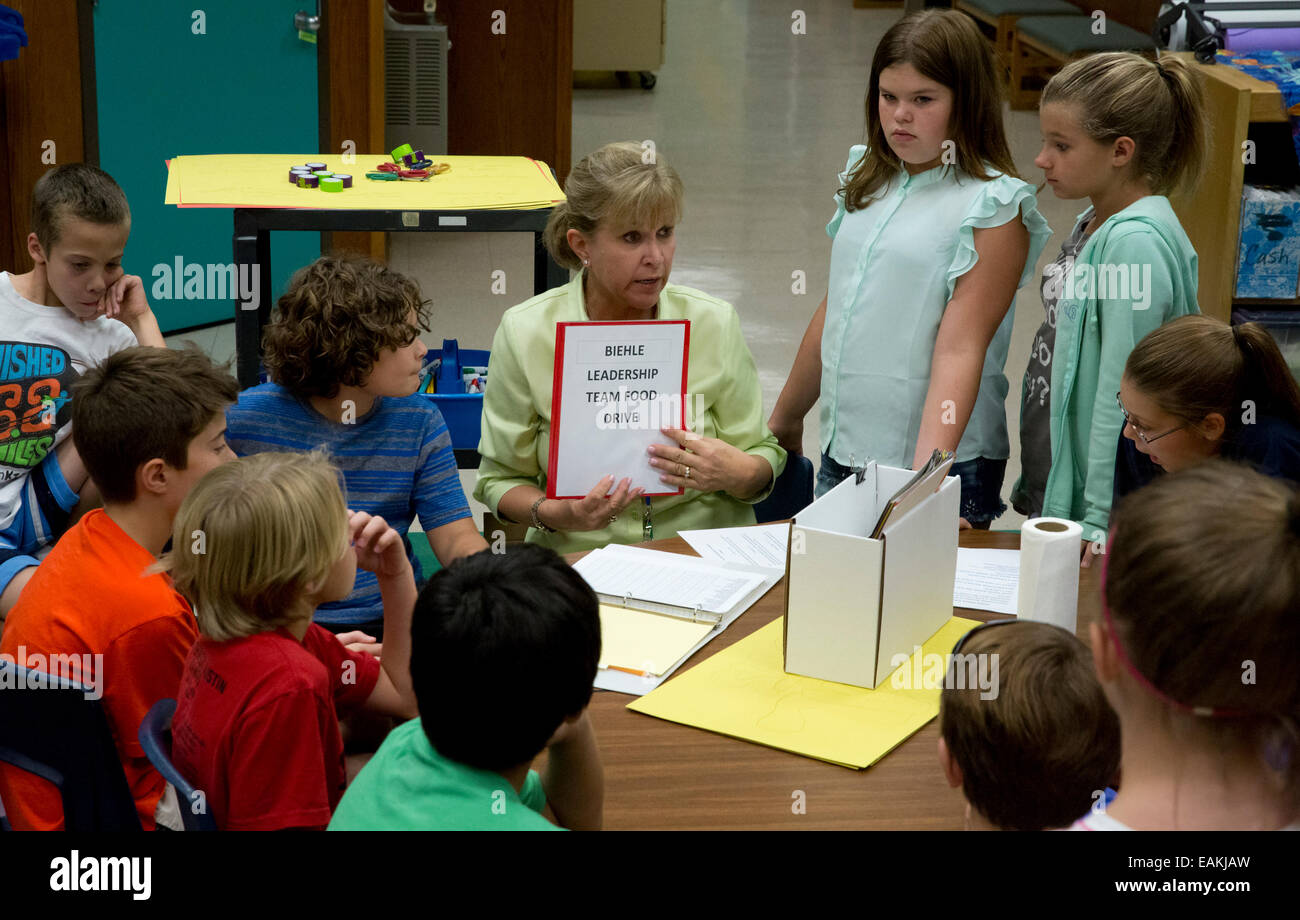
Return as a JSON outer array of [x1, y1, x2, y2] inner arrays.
[[164, 154, 564, 210]]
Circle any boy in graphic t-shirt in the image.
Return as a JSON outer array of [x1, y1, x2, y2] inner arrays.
[[0, 163, 165, 619]]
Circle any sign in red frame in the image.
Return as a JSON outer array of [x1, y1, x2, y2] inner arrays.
[[546, 319, 691, 500]]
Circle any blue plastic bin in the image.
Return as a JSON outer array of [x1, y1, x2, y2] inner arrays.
[[1233, 308, 1300, 383], [422, 339, 489, 451]]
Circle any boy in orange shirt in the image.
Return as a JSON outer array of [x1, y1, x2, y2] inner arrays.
[[0, 346, 238, 829]]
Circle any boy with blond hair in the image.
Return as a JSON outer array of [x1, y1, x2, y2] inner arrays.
[[165, 451, 419, 830], [1, 163, 165, 617]]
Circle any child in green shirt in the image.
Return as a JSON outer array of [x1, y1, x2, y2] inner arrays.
[[329, 544, 604, 830]]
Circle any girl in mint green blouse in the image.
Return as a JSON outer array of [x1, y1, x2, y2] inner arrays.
[[770, 10, 1049, 526]]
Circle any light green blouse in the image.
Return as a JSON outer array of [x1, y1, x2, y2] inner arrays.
[[821, 145, 1052, 468], [474, 274, 786, 554]]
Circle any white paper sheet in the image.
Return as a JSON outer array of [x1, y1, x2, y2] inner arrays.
[[953, 547, 1020, 615], [678, 523, 790, 575], [548, 321, 688, 498]]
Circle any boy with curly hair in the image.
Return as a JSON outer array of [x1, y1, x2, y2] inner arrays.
[[225, 255, 486, 637]]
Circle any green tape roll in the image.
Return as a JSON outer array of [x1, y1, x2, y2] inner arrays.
[[313, 171, 333, 179], [319, 177, 344, 192], [391, 143, 414, 163]]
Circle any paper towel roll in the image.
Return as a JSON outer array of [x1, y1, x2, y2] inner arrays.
[[1017, 517, 1083, 632]]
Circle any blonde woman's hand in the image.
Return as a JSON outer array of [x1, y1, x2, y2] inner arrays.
[[551, 476, 644, 532], [648, 428, 768, 498]]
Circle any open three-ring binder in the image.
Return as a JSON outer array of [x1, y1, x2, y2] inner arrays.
[[573, 543, 780, 695]]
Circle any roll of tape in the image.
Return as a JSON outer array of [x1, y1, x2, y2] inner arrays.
[[365, 172, 398, 181], [319, 177, 344, 192], [332, 174, 353, 188], [305, 162, 327, 171], [290, 167, 313, 182], [391, 143, 414, 163], [296, 174, 319, 188], [313, 171, 333, 179]]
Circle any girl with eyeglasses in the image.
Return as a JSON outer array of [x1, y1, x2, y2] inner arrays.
[[1077, 460, 1300, 830], [1112, 315, 1300, 514]]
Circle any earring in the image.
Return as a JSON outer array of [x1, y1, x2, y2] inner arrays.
[[583, 259, 589, 266]]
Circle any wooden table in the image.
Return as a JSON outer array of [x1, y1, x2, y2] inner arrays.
[[560, 530, 1102, 830]]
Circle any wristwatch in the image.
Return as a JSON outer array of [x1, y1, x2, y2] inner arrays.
[[530, 495, 555, 533]]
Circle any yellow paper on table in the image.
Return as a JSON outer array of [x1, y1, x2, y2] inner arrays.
[[597, 604, 713, 677], [163, 154, 564, 210], [627, 616, 980, 769]]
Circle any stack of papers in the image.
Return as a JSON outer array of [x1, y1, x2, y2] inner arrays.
[[163, 154, 565, 210], [628, 616, 979, 768], [572, 544, 778, 695], [678, 523, 790, 577]]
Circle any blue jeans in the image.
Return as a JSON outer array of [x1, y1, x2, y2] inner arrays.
[[816, 452, 1007, 527]]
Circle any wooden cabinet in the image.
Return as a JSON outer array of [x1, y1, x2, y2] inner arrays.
[[439, 0, 573, 183]]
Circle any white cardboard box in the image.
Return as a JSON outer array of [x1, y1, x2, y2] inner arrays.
[[783, 462, 960, 689]]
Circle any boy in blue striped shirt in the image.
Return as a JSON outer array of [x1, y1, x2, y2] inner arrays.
[[226, 255, 487, 638]]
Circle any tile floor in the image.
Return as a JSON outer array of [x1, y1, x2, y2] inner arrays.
[[170, 0, 1107, 532]]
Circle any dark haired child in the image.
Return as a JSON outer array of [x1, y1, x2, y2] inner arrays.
[[329, 544, 603, 831], [938, 619, 1120, 830], [0, 346, 238, 829], [1, 164, 166, 617], [225, 254, 487, 637], [1082, 460, 1300, 830], [770, 8, 1051, 527]]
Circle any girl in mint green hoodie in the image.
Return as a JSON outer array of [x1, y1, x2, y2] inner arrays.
[[1010, 52, 1205, 562]]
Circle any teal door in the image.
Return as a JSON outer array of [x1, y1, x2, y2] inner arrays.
[[94, 0, 322, 333]]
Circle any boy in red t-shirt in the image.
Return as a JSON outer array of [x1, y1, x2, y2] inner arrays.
[[0, 346, 240, 829], [163, 451, 418, 830]]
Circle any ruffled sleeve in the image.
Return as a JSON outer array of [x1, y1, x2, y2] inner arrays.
[[825, 144, 869, 239], [944, 173, 1052, 302]]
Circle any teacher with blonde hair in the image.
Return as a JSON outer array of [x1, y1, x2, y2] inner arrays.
[[474, 141, 785, 552]]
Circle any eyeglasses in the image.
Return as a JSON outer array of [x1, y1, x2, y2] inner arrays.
[[1115, 392, 1185, 446]]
